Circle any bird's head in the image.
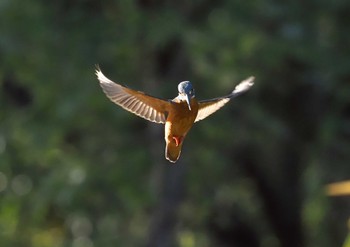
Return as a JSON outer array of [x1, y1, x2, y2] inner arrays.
[[177, 81, 195, 110]]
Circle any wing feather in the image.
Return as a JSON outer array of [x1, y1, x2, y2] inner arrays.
[[195, 76, 254, 122], [96, 68, 170, 124]]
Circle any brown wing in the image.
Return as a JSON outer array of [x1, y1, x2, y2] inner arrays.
[[96, 68, 170, 124], [195, 76, 254, 122]]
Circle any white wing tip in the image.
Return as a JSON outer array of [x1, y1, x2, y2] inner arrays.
[[95, 66, 114, 84], [233, 76, 255, 94]]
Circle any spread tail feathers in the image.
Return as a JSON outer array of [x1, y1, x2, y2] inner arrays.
[[165, 142, 183, 163]]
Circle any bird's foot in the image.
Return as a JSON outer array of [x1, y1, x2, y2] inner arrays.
[[172, 136, 183, 147]]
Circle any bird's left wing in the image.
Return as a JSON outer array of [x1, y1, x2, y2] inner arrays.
[[96, 69, 170, 124], [195, 76, 254, 122]]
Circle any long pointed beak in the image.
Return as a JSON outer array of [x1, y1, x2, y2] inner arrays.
[[185, 94, 191, 111]]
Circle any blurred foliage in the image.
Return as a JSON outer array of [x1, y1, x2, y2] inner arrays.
[[1, 0, 350, 247]]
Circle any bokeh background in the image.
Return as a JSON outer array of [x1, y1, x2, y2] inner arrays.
[[1, 0, 350, 247]]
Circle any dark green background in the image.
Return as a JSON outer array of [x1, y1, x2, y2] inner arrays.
[[1, 0, 349, 246]]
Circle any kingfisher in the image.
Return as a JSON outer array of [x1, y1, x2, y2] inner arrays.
[[96, 68, 254, 163]]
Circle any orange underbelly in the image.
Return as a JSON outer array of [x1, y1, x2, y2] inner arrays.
[[166, 117, 194, 136], [165, 99, 199, 139]]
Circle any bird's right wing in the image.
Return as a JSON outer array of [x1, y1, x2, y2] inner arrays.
[[195, 76, 254, 122], [96, 68, 170, 124]]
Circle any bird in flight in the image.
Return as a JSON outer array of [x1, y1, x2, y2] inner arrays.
[[96, 68, 254, 163]]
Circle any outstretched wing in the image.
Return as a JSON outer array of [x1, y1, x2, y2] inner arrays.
[[96, 68, 170, 124], [195, 76, 254, 122]]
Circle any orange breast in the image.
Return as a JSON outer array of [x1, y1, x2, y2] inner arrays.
[[165, 98, 199, 139]]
